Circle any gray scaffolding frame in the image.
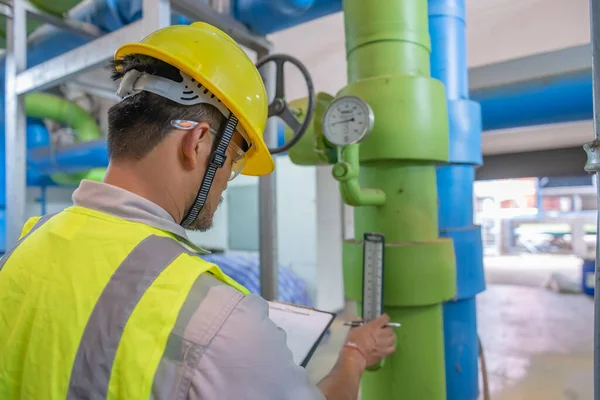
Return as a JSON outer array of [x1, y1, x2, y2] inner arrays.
[[3, 0, 279, 299]]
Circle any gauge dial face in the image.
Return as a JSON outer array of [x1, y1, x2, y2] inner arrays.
[[322, 96, 374, 146]]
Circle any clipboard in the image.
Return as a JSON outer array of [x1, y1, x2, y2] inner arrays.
[[268, 301, 336, 367]]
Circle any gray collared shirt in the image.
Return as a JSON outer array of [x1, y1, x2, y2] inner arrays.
[[72, 180, 208, 254], [72, 180, 325, 400]]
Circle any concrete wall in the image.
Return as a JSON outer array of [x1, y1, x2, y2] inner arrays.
[[26, 186, 76, 219]]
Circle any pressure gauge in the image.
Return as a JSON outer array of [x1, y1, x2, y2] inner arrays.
[[322, 96, 374, 146]]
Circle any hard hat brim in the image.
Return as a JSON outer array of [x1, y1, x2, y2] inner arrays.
[[114, 42, 275, 177]]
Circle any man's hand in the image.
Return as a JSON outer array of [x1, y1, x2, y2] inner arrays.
[[316, 314, 397, 400], [344, 314, 397, 368]]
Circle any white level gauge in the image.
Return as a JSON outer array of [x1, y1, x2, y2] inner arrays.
[[322, 95, 375, 146], [362, 233, 385, 322]]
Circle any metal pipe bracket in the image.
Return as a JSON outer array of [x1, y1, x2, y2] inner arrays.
[[584, 140, 600, 172]]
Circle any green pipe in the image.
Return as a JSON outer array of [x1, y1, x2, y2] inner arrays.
[[25, 92, 100, 141], [339, 1, 456, 399], [25, 92, 106, 185], [28, 0, 84, 16], [332, 145, 386, 206], [285, 93, 338, 166], [0, 0, 84, 48]]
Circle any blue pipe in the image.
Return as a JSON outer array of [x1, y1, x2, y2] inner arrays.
[[536, 178, 543, 217], [0, 119, 55, 195], [38, 185, 47, 215], [27, 140, 109, 175], [429, 1, 485, 399], [234, 0, 341, 35], [437, 165, 475, 228], [24, 121, 285, 178], [443, 297, 479, 399], [24, 119, 56, 187], [473, 71, 593, 131]]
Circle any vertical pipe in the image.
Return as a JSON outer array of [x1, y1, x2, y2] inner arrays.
[[5, 0, 28, 247], [589, 0, 600, 398], [143, 0, 172, 27], [39, 185, 47, 215], [340, 1, 455, 398], [258, 56, 279, 301], [596, 182, 600, 400], [429, 1, 485, 399], [536, 178, 544, 217], [590, 0, 600, 139]]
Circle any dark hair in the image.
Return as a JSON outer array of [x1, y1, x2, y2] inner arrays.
[[107, 54, 225, 161]]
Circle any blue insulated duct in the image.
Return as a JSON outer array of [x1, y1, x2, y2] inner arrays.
[[472, 71, 593, 131], [25, 119, 55, 187], [27, 140, 109, 175], [24, 122, 285, 178], [429, 1, 485, 399], [0, 118, 54, 226], [234, 0, 342, 35]]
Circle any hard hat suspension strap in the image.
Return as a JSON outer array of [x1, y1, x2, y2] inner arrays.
[[180, 113, 238, 229]]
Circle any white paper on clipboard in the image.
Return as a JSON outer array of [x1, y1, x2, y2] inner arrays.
[[268, 301, 336, 367]]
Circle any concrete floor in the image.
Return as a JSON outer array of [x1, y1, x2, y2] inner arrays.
[[306, 284, 594, 399], [478, 285, 593, 400], [484, 255, 582, 288]]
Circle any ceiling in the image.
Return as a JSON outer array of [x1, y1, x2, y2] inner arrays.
[[72, 0, 596, 158], [268, 0, 592, 99], [466, 0, 590, 66], [78, 0, 594, 102]]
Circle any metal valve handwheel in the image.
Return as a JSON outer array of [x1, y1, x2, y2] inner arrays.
[[256, 54, 316, 155]]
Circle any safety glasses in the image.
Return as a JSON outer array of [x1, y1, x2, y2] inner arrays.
[[170, 119, 247, 181]]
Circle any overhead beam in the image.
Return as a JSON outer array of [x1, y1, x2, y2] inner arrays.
[[481, 120, 592, 156], [15, 20, 149, 95], [0, 0, 101, 39], [469, 44, 591, 92], [476, 146, 589, 181]]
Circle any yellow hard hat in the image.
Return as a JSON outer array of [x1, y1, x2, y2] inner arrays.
[[114, 22, 274, 176]]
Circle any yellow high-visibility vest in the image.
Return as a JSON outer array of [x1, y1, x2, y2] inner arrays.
[[0, 206, 248, 399]]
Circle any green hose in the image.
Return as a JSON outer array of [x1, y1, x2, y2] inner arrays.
[[24, 92, 106, 186], [0, 0, 84, 48]]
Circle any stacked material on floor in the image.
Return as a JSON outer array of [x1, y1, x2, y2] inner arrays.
[[202, 253, 313, 306]]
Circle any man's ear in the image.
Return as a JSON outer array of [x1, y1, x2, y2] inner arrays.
[[180, 121, 211, 170]]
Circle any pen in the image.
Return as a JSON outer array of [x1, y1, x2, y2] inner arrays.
[[343, 321, 401, 328]]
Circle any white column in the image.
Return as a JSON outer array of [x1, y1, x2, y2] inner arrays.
[[315, 166, 345, 312], [5, 0, 28, 247]]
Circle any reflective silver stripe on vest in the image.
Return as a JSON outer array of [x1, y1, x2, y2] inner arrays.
[[67, 235, 188, 400], [0, 213, 55, 271], [150, 274, 242, 400]]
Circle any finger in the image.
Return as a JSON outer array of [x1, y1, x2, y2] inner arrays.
[[380, 334, 397, 347], [370, 313, 390, 327], [382, 344, 397, 355], [375, 327, 395, 339], [377, 338, 396, 347]]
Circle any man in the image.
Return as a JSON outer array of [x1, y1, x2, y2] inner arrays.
[[0, 22, 396, 399]]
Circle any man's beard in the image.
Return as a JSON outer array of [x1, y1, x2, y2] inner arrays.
[[186, 196, 224, 232]]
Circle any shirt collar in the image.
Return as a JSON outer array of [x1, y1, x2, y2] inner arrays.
[[72, 180, 210, 254]]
